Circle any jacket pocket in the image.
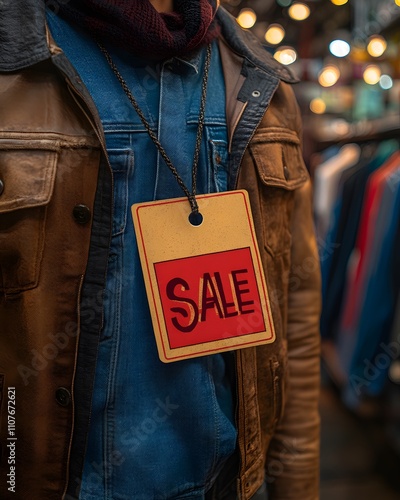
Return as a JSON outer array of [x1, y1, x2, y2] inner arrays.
[[0, 145, 58, 294], [249, 127, 309, 257], [107, 148, 134, 237]]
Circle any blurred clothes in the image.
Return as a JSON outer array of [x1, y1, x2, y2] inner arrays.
[[320, 142, 398, 340], [314, 143, 360, 238], [343, 160, 400, 407], [338, 152, 400, 380], [316, 140, 400, 409]]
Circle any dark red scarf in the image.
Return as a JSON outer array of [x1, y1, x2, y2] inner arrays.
[[57, 0, 220, 60]]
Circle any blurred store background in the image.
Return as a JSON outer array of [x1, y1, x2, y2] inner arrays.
[[221, 0, 400, 498]]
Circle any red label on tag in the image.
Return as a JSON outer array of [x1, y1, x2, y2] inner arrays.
[[154, 247, 265, 349]]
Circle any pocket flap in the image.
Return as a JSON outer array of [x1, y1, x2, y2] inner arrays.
[[0, 148, 58, 213], [249, 127, 309, 190]]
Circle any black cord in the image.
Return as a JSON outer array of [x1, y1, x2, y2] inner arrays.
[[98, 43, 212, 214]]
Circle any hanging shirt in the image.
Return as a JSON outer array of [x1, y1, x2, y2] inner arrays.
[[320, 152, 370, 339], [320, 142, 399, 341], [343, 159, 400, 407], [314, 143, 360, 238], [47, 11, 237, 500], [339, 147, 400, 338]]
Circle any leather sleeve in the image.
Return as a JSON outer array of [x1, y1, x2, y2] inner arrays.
[[267, 99, 322, 500]]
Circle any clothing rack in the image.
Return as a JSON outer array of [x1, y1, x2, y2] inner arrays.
[[315, 127, 400, 454]]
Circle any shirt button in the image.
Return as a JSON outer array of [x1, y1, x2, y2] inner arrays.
[[55, 387, 71, 407], [73, 204, 91, 224], [283, 165, 290, 180], [0, 179, 4, 195]]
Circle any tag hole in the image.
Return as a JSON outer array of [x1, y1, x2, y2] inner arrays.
[[188, 212, 204, 227]]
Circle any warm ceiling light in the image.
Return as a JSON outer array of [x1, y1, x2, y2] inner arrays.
[[318, 65, 340, 87], [329, 39, 351, 58], [288, 3, 310, 21], [265, 24, 285, 45], [363, 65, 381, 85], [310, 98, 326, 114], [395, 0, 400, 6], [367, 35, 387, 57], [330, 0, 348, 5], [237, 9, 257, 29], [380, 74, 393, 90], [274, 47, 297, 65]]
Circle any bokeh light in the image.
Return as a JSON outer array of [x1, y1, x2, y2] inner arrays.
[[367, 36, 387, 58], [379, 74, 393, 90], [310, 98, 327, 114], [288, 3, 311, 21], [237, 9, 257, 29], [329, 40, 351, 58], [265, 24, 286, 45], [274, 47, 297, 65], [363, 65, 382, 85], [318, 65, 341, 87]]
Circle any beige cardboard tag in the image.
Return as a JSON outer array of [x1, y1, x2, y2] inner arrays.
[[132, 190, 275, 363]]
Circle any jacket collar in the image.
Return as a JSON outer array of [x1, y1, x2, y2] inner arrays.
[[0, 0, 50, 72], [216, 7, 298, 83], [0, 2, 297, 83]]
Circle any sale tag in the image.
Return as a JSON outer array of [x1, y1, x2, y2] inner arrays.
[[132, 190, 275, 363]]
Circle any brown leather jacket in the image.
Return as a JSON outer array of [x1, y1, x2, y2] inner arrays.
[[0, 4, 321, 499]]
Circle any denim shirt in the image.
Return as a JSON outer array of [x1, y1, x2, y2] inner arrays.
[[47, 12, 237, 500]]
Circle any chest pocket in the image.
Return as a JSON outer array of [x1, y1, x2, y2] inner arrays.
[[249, 128, 309, 257], [209, 138, 229, 193], [107, 149, 134, 237], [0, 146, 57, 294]]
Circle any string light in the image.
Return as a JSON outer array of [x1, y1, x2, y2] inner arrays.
[[367, 35, 387, 57], [330, 0, 348, 5], [380, 75, 393, 90], [265, 24, 285, 45], [236, 9, 257, 29], [288, 3, 311, 21], [329, 39, 351, 57], [318, 65, 340, 87], [363, 65, 381, 85], [274, 47, 297, 65], [310, 98, 327, 114]]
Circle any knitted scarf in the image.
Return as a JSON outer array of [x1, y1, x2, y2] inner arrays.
[[57, 0, 220, 60]]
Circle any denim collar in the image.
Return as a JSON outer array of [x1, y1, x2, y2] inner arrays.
[[175, 50, 203, 74]]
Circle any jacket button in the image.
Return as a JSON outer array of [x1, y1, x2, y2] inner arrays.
[[0, 179, 4, 195], [73, 204, 91, 224], [283, 165, 290, 180], [55, 387, 71, 407]]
